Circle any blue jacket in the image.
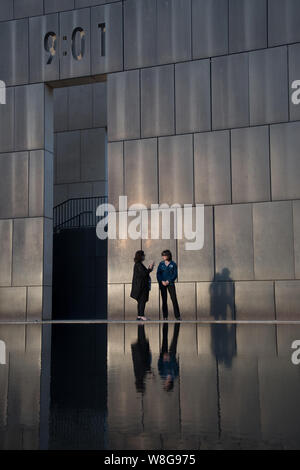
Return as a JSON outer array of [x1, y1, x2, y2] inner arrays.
[[156, 261, 178, 285], [158, 355, 179, 380]]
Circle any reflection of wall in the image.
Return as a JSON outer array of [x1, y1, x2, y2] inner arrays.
[[0, 324, 51, 450], [107, 324, 220, 449], [107, 0, 300, 320], [107, 324, 300, 450]]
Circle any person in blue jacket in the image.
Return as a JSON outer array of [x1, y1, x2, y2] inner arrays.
[[156, 250, 181, 320]]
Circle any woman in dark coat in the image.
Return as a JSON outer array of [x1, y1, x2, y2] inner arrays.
[[130, 250, 154, 321]]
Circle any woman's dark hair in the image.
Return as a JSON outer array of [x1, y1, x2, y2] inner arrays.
[[161, 250, 172, 261], [134, 250, 145, 263]]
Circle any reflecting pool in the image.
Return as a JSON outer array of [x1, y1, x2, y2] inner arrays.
[[0, 322, 300, 450]]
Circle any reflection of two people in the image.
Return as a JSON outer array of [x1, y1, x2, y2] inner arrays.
[[131, 323, 180, 394]]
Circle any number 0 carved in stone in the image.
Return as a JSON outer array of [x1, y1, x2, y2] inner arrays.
[[44, 27, 86, 64], [71, 27, 85, 61]]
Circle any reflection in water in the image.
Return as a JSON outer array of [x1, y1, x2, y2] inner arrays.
[[131, 325, 152, 394], [1, 323, 300, 449], [0, 324, 51, 450], [158, 323, 180, 392], [50, 325, 107, 450], [131, 323, 181, 395]]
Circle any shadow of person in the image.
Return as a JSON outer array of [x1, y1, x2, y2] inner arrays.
[[131, 325, 152, 394], [158, 323, 180, 392], [209, 268, 236, 368]]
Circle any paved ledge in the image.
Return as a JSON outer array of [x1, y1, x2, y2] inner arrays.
[[1, 320, 300, 325]]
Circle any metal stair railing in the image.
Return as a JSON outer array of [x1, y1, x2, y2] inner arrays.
[[53, 196, 107, 232]]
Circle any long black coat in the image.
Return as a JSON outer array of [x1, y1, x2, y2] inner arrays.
[[130, 262, 151, 301]]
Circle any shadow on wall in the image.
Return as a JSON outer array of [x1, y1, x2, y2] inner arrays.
[[210, 268, 236, 368]]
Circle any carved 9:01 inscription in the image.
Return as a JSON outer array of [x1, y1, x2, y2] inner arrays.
[[44, 23, 106, 65], [44, 27, 88, 63], [44, 28, 85, 63]]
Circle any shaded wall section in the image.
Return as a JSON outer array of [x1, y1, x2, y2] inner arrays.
[[107, 0, 300, 321], [0, 83, 53, 321]]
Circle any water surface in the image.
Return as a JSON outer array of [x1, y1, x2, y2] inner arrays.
[[0, 322, 300, 450]]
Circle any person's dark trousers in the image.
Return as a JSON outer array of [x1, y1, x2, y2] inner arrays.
[[137, 293, 148, 316], [159, 283, 181, 319]]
